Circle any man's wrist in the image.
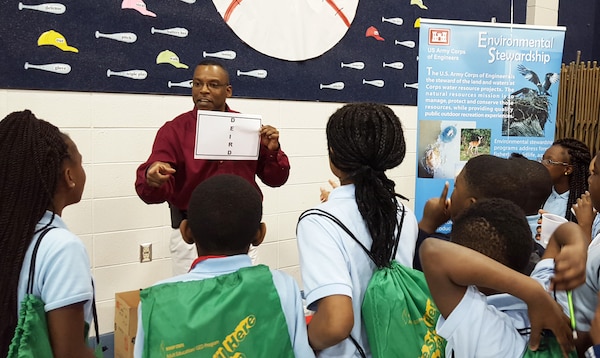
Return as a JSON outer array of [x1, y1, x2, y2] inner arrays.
[[268, 143, 280, 151]]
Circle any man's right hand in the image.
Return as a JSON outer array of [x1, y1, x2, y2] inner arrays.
[[146, 161, 176, 188]]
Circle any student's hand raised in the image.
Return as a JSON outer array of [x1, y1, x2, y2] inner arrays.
[[319, 179, 339, 203], [573, 191, 596, 239], [527, 290, 575, 357], [418, 181, 450, 233]]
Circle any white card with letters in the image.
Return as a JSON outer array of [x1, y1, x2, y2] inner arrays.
[[195, 110, 262, 160]]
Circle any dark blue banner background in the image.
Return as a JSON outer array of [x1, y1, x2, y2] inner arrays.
[[0, 1, 525, 105]]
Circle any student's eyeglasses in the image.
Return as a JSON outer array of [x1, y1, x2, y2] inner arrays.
[[539, 158, 570, 166], [193, 81, 229, 90]]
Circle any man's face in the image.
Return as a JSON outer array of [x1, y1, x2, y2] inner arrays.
[[589, 155, 600, 211], [191, 65, 232, 112]]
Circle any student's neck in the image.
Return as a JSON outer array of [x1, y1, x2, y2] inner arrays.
[[554, 182, 570, 195], [339, 177, 354, 186], [197, 250, 247, 257], [47, 205, 63, 217]]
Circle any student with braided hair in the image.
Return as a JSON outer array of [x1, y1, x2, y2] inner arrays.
[[541, 138, 592, 222], [0, 110, 95, 357], [296, 103, 418, 357]]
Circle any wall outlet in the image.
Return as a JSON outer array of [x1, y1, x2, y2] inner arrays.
[[140, 243, 152, 263]]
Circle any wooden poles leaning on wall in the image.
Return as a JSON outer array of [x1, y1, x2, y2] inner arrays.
[[556, 51, 600, 155]]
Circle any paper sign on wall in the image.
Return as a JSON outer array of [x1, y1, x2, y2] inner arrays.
[[194, 110, 261, 160]]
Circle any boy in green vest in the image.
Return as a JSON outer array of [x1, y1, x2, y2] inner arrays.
[[134, 174, 314, 358]]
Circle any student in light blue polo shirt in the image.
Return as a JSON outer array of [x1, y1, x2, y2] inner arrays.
[[297, 103, 419, 357], [0, 110, 95, 357], [421, 198, 586, 358], [541, 138, 591, 223], [135, 174, 314, 358]]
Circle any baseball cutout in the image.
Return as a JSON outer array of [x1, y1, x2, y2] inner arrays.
[[212, 0, 359, 61]]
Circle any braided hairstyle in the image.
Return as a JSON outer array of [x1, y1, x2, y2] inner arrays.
[[0, 110, 69, 356], [326, 103, 407, 267], [554, 138, 592, 222]]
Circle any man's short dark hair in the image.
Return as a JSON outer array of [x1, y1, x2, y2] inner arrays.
[[187, 174, 262, 253], [197, 60, 228, 72], [451, 198, 533, 272]]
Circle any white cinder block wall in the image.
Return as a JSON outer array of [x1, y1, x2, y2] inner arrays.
[[0, 89, 417, 334], [0, 1, 559, 336]]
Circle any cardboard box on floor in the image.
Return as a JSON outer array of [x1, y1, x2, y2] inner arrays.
[[114, 290, 140, 358]]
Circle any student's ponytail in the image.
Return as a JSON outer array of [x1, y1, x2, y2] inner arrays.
[[554, 138, 592, 222], [327, 103, 407, 267]]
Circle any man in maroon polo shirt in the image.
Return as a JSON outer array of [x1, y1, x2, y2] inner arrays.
[[136, 60, 290, 275]]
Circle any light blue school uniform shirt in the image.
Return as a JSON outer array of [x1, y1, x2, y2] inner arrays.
[[543, 187, 569, 218], [574, 240, 600, 331], [437, 259, 565, 358], [134, 255, 315, 358], [297, 184, 418, 358], [592, 213, 600, 243], [17, 211, 94, 323]]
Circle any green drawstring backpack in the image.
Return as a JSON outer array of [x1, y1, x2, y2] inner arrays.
[[7, 226, 104, 358], [521, 331, 577, 358], [140, 264, 295, 358], [299, 207, 446, 358]]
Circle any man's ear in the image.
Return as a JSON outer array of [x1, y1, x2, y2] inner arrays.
[[179, 219, 195, 244], [251, 222, 266, 247]]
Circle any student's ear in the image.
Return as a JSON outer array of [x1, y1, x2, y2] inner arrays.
[[62, 166, 76, 190], [565, 166, 573, 176], [251, 222, 266, 247], [179, 219, 195, 244]]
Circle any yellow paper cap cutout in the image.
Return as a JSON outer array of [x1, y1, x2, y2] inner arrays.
[[410, 0, 428, 10], [37, 30, 79, 53], [414, 18, 421, 28], [156, 50, 189, 69]]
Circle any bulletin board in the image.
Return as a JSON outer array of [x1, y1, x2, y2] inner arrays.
[[0, 0, 526, 105]]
